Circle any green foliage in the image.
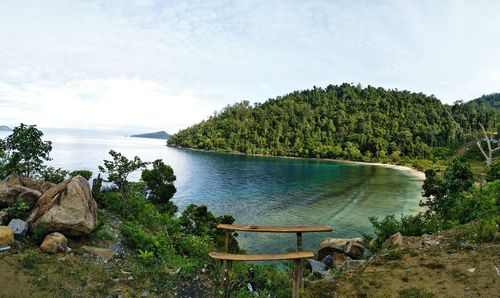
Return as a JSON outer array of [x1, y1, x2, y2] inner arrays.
[[98, 150, 148, 192], [369, 213, 443, 245], [141, 159, 177, 214], [486, 159, 500, 182], [421, 158, 474, 221], [398, 287, 435, 298], [373, 159, 498, 245], [179, 204, 239, 252], [3, 124, 52, 177], [137, 249, 155, 266], [4, 199, 31, 220], [24, 224, 49, 245], [21, 250, 43, 269], [38, 166, 69, 183], [168, 84, 498, 162], [70, 170, 93, 181]]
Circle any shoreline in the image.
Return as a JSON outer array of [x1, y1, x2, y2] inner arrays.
[[167, 145, 426, 181]]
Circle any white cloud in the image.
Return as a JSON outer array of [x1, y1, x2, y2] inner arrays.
[[0, 0, 499, 131]]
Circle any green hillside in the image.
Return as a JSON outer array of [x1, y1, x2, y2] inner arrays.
[[168, 84, 498, 162], [130, 131, 170, 139]]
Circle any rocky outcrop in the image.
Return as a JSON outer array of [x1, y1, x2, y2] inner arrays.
[[27, 176, 97, 236], [40, 232, 67, 254], [0, 175, 55, 207], [0, 226, 14, 246], [382, 232, 403, 249], [8, 219, 28, 239], [317, 237, 363, 260]]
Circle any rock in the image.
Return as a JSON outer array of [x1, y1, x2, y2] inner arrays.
[[27, 176, 97, 236], [346, 241, 365, 259], [382, 232, 403, 249], [8, 219, 28, 239], [0, 226, 15, 246], [321, 255, 333, 269], [0, 175, 54, 208], [332, 251, 350, 268], [0, 211, 8, 225], [306, 259, 326, 276], [110, 241, 128, 258], [81, 246, 114, 260], [317, 237, 363, 260], [363, 248, 373, 258], [40, 232, 67, 254], [422, 239, 439, 246]]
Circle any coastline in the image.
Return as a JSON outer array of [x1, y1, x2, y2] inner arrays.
[[167, 145, 426, 181]]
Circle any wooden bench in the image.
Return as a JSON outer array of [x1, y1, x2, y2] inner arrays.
[[210, 224, 333, 298]]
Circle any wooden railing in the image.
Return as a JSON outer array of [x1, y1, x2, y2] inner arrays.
[[209, 224, 333, 298]]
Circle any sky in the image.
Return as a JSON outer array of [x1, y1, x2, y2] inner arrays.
[[1, 0, 499, 133]]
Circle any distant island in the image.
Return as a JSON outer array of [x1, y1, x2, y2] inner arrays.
[[130, 131, 170, 139], [0, 125, 11, 131]]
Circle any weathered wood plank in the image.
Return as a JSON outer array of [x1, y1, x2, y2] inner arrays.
[[209, 251, 314, 261], [216, 224, 333, 233]]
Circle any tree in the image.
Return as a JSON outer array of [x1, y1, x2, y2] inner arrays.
[[141, 159, 177, 214], [99, 150, 148, 192], [474, 123, 499, 166], [5, 124, 52, 177]]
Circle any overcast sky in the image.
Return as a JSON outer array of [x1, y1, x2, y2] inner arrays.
[[1, 0, 499, 133]]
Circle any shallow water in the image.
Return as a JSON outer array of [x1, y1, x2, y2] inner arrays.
[[0, 130, 423, 253]]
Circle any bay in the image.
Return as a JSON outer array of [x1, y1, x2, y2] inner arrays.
[[0, 129, 423, 253]]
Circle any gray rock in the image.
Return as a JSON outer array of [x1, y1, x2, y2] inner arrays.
[[110, 241, 128, 258], [321, 255, 333, 269], [306, 258, 326, 276], [8, 219, 28, 239], [363, 248, 373, 258]]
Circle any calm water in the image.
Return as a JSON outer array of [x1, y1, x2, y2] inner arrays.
[[0, 130, 423, 253]]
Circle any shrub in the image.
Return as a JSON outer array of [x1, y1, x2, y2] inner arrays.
[[486, 160, 500, 182], [141, 159, 177, 213], [70, 170, 93, 180], [38, 166, 69, 183], [4, 199, 31, 220]]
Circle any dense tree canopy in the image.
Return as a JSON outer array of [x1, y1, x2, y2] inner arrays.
[[168, 84, 499, 161]]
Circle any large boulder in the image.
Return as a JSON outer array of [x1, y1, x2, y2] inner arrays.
[[40, 232, 67, 254], [0, 226, 15, 247], [317, 237, 363, 260], [8, 219, 29, 239], [0, 175, 55, 208], [27, 176, 97, 236]]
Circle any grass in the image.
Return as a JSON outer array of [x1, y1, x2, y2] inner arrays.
[[399, 287, 435, 298]]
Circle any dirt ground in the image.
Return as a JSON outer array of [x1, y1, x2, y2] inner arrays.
[[333, 233, 500, 297]]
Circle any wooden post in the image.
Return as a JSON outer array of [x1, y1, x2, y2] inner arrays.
[[224, 260, 233, 298], [292, 259, 301, 298], [221, 231, 230, 297], [296, 232, 304, 289]]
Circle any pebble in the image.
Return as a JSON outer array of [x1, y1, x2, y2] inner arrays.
[[128, 276, 134, 281], [141, 290, 149, 297], [467, 268, 475, 273]]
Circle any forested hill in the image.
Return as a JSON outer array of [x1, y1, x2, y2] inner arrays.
[[168, 84, 498, 161]]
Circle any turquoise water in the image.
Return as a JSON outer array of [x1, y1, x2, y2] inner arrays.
[[0, 130, 423, 253]]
